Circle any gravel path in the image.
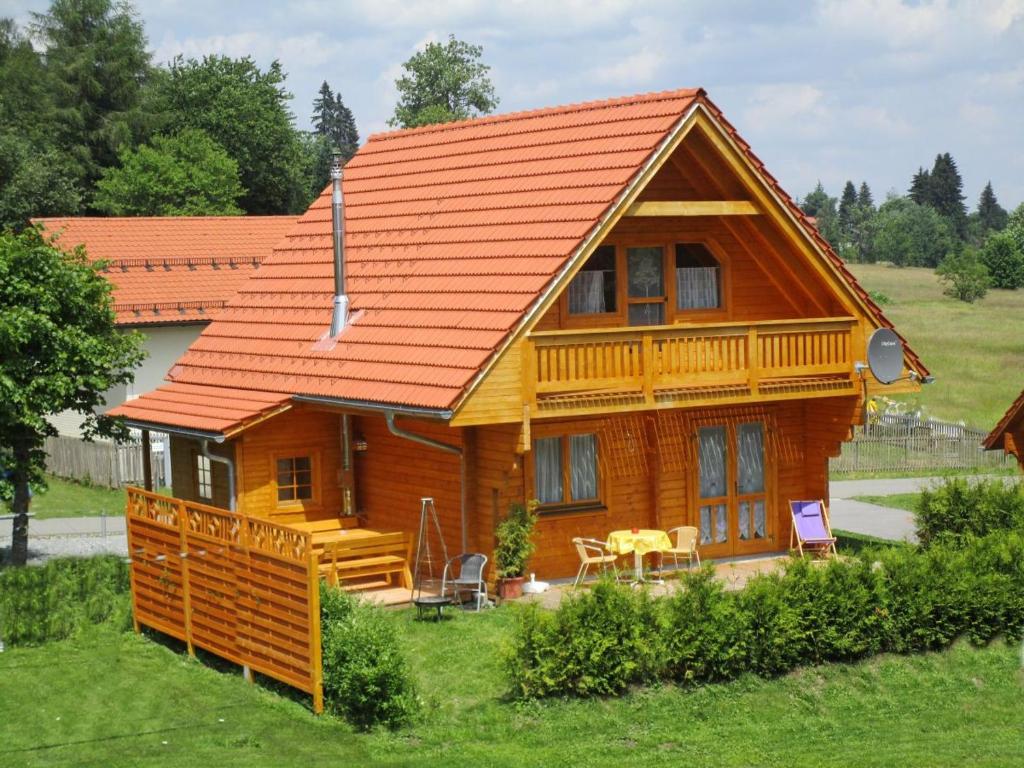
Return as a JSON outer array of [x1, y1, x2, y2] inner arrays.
[[0, 516, 127, 565]]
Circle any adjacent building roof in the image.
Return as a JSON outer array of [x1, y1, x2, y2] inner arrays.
[[34, 216, 297, 325], [983, 389, 1024, 453], [109, 87, 926, 430]]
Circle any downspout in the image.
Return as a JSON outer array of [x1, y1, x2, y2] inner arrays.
[[329, 156, 349, 337], [385, 412, 467, 553], [201, 439, 236, 512]]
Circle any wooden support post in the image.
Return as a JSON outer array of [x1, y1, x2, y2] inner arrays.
[[642, 335, 655, 404], [141, 429, 153, 491], [747, 328, 760, 396], [178, 498, 195, 657], [308, 547, 324, 714], [521, 339, 537, 408]]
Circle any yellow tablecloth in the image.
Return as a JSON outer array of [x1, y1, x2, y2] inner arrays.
[[606, 529, 672, 556]]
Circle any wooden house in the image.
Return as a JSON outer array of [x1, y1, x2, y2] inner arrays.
[[111, 88, 926, 581], [985, 391, 1024, 470]]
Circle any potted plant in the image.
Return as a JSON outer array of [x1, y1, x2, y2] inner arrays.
[[494, 500, 539, 599]]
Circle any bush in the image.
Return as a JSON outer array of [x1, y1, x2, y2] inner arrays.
[[0, 556, 131, 646], [319, 584, 418, 730], [504, 578, 664, 698], [505, 533, 1024, 700], [937, 248, 990, 302], [915, 478, 1024, 546], [980, 230, 1024, 289]]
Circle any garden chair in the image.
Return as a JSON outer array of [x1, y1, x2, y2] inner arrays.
[[662, 526, 701, 573], [789, 500, 838, 558], [571, 537, 618, 589], [442, 553, 488, 611]]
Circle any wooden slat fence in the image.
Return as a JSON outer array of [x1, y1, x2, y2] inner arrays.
[[125, 487, 323, 713], [831, 413, 1015, 474], [45, 434, 166, 489]]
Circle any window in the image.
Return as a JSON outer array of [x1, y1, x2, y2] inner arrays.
[[626, 246, 666, 325], [196, 454, 212, 500], [568, 245, 616, 314], [533, 433, 600, 509], [675, 243, 721, 310], [277, 456, 313, 503]]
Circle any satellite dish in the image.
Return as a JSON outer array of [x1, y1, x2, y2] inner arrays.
[[866, 328, 904, 385]]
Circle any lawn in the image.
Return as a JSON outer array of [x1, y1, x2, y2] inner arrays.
[[850, 492, 921, 513], [28, 476, 127, 520], [847, 263, 1024, 429], [3, 615, 1023, 767]]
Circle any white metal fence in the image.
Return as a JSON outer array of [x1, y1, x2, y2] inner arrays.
[[44, 433, 168, 489], [830, 413, 1015, 474]]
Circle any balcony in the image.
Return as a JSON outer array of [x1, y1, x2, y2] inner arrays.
[[523, 317, 860, 417]]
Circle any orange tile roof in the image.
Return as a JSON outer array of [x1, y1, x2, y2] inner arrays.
[[34, 216, 297, 325], [983, 389, 1024, 451], [108, 382, 291, 435], [116, 87, 924, 427]]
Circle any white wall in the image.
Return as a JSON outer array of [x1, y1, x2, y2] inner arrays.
[[49, 323, 205, 437]]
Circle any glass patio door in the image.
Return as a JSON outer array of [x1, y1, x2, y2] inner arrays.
[[696, 420, 769, 557]]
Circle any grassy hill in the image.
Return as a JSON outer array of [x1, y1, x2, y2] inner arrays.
[[848, 263, 1024, 429]]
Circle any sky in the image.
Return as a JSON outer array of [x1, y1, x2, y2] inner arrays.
[[7, 0, 1024, 208]]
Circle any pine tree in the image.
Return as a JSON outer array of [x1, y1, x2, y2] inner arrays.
[[311, 80, 359, 161], [927, 152, 968, 239], [838, 181, 858, 229], [312, 81, 334, 137], [799, 182, 841, 250], [976, 181, 1008, 234], [909, 167, 931, 205], [857, 181, 874, 211]]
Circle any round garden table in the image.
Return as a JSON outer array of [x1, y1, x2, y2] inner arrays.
[[606, 529, 672, 584]]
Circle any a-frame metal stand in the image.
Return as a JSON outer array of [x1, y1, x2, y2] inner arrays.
[[411, 497, 451, 619]]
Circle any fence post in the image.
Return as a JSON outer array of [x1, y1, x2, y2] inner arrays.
[[178, 498, 195, 657], [308, 546, 324, 714]]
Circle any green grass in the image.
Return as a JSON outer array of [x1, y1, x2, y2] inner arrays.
[[3, 615, 1024, 767], [850, 493, 921, 513], [848, 263, 1024, 429], [833, 528, 904, 553], [28, 476, 127, 520]]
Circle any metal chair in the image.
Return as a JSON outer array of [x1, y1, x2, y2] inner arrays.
[[663, 526, 701, 572], [571, 537, 618, 589], [442, 553, 488, 611]]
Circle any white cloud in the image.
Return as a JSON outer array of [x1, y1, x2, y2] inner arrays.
[[744, 84, 832, 139], [592, 47, 664, 86]]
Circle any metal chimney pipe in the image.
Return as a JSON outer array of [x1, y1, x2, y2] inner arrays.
[[329, 155, 349, 336]]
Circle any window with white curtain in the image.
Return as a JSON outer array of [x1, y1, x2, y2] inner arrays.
[[196, 454, 212, 499], [533, 433, 600, 509], [568, 246, 616, 314], [675, 243, 721, 310]]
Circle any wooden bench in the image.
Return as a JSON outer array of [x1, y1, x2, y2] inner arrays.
[[319, 531, 413, 590]]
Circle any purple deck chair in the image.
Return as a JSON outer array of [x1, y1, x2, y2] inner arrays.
[[789, 500, 838, 558]]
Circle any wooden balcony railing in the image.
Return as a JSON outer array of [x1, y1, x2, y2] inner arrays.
[[524, 317, 859, 409]]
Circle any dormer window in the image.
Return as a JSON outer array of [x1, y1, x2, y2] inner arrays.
[[675, 243, 721, 311], [568, 245, 616, 315]]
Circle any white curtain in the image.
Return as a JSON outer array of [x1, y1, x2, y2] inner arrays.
[[698, 426, 727, 499], [568, 271, 605, 314], [569, 434, 598, 501], [534, 437, 563, 504], [700, 504, 728, 545], [676, 267, 719, 310], [737, 422, 765, 495]]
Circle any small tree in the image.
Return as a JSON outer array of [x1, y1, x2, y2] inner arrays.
[[979, 230, 1024, 290], [937, 248, 990, 303], [94, 129, 244, 215], [494, 500, 539, 579], [389, 34, 498, 129], [0, 228, 145, 565]]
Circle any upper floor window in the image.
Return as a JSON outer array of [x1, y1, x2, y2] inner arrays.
[[627, 246, 666, 326], [277, 456, 313, 503], [568, 245, 617, 315], [534, 433, 600, 510], [196, 454, 212, 500], [675, 243, 721, 310]]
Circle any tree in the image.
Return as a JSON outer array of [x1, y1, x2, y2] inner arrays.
[[836, 180, 874, 262], [312, 81, 359, 161], [0, 227, 144, 565], [908, 167, 931, 205], [30, 0, 153, 197], [300, 132, 336, 201], [857, 181, 874, 211], [153, 55, 307, 214], [937, 248, 990, 303], [389, 34, 498, 129], [799, 182, 841, 250], [979, 230, 1024, 289], [920, 153, 968, 239], [975, 181, 1008, 236], [94, 129, 244, 215], [867, 196, 958, 267]]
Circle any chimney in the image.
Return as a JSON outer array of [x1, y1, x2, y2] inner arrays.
[[329, 155, 349, 336]]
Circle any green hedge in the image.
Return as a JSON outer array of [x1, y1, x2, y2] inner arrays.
[[915, 478, 1024, 546], [0, 556, 132, 646], [505, 533, 1024, 699], [320, 584, 419, 730]]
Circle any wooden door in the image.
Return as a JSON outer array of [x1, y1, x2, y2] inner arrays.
[[694, 419, 770, 558]]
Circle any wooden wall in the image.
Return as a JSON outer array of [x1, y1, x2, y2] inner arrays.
[[169, 436, 234, 511]]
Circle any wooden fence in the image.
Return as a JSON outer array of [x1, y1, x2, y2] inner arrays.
[[45, 435, 166, 489], [830, 413, 1015, 474], [125, 487, 323, 713]]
